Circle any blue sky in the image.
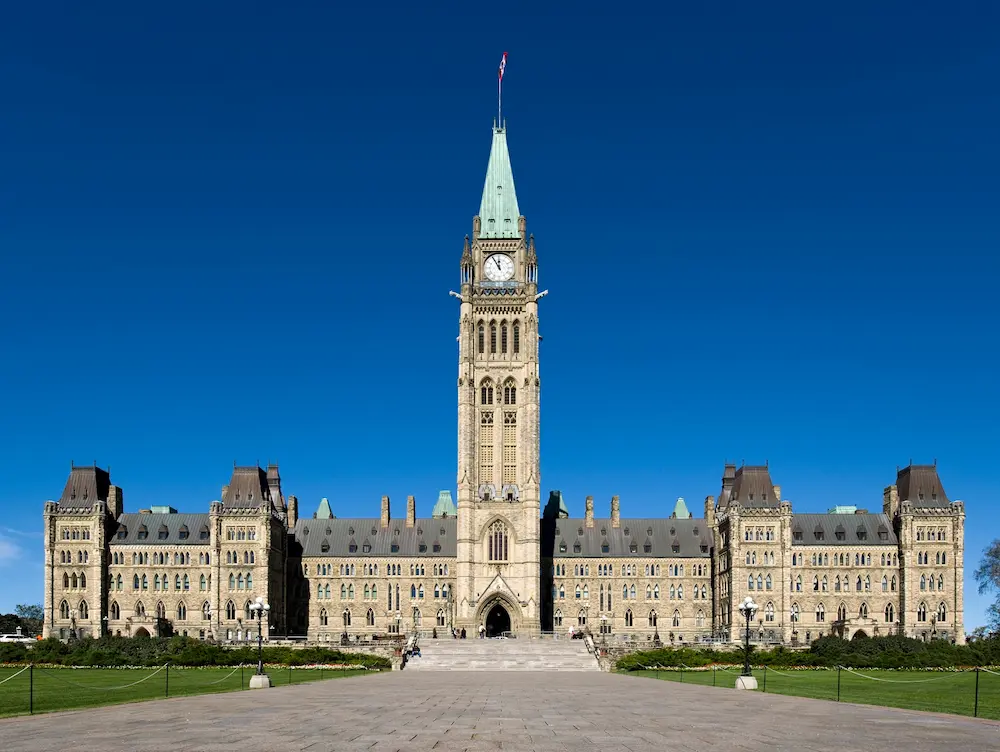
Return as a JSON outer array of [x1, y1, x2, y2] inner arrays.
[[1, 2, 997, 628]]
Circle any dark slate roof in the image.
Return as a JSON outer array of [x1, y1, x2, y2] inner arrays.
[[58, 466, 111, 508], [292, 518, 457, 557], [729, 465, 779, 508], [110, 513, 211, 546], [896, 465, 950, 508], [223, 466, 275, 511], [542, 518, 711, 558], [790, 513, 897, 546]]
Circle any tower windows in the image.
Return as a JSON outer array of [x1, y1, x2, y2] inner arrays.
[[513, 321, 520, 354], [480, 379, 494, 405], [478, 322, 485, 354], [502, 412, 517, 484], [501, 321, 508, 354], [487, 520, 509, 562], [503, 379, 516, 405], [479, 411, 494, 484], [490, 321, 497, 353]]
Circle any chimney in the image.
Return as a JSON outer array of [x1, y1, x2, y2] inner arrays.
[[585, 496, 594, 528], [772, 485, 781, 502], [287, 495, 298, 528], [380, 495, 390, 528], [406, 496, 416, 528], [221, 484, 229, 503], [108, 485, 124, 519], [723, 463, 736, 491], [704, 495, 716, 525], [883, 485, 899, 517], [266, 464, 282, 507], [610, 496, 620, 528]]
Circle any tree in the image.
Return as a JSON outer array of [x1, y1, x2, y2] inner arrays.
[[973, 539, 1000, 634], [15, 604, 43, 637]]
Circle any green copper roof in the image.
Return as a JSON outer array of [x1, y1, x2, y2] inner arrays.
[[431, 490, 457, 518], [315, 497, 333, 520], [671, 497, 692, 519], [478, 125, 521, 239]]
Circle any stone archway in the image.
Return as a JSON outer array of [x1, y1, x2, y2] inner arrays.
[[475, 593, 522, 636], [485, 603, 511, 637], [851, 629, 869, 640], [134, 627, 150, 638]]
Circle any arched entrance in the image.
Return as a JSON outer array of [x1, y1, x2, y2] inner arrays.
[[851, 629, 869, 640], [485, 603, 511, 637], [134, 627, 150, 638]]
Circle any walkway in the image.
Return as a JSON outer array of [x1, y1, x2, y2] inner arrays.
[[1, 671, 995, 751]]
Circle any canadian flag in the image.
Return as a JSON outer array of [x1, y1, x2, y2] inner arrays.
[[498, 51, 508, 81]]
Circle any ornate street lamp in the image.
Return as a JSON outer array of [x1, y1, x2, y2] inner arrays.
[[736, 596, 758, 689], [247, 597, 271, 689]]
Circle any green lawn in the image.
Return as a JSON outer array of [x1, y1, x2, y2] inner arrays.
[[628, 667, 1000, 720], [0, 665, 376, 717]]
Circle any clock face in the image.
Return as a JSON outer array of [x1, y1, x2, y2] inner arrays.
[[484, 254, 515, 281]]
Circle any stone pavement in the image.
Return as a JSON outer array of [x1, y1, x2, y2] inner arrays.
[[1, 671, 996, 752]]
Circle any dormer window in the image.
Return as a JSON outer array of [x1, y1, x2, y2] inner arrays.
[[433, 543, 441, 553], [671, 544, 679, 553], [601, 542, 609, 553], [643, 543, 652, 554], [647, 527, 653, 537], [178, 526, 189, 540], [116, 526, 127, 540], [623, 527, 630, 536], [320, 539, 330, 553], [390, 543, 399, 553], [418, 543, 427, 553], [559, 541, 567, 553], [137, 526, 148, 540], [573, 542, 581, 554], [600, 528, 607, 536], [700, 544, 708, 553], [158, 525, 169, 540], [362, 542, 371, 553], [793, 530, 803, 541], [629, 543, 637, 553]]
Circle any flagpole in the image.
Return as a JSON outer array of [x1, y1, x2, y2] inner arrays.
[[498, 73, 502, 128]]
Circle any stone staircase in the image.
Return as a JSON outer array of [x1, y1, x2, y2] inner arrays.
[[403, 637, 601, 671]]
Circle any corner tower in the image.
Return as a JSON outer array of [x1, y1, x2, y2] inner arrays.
[[454, 122, 542, 636]]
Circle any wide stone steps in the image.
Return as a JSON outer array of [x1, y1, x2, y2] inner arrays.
[[404, 638, 600, 671]]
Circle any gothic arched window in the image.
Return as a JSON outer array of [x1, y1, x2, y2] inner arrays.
[[512, 321, 520, 354], [488, 519, 509, 561], [503, 379, 516, 405], [481, 379, 494, 405], [478, 322, 485, 354], [489, 321, 497, 353], [501, 321, 508, 354]]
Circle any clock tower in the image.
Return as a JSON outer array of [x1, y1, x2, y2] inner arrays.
[[454, 122, 542, 636]]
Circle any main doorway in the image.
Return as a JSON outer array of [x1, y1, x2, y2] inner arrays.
[[485, 603, 511, 637]]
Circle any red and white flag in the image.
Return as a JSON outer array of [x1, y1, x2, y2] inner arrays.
[[498, 51, 508, 81]]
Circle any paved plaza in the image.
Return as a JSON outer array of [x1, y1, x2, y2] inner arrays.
[[1, 671, 996, 751]]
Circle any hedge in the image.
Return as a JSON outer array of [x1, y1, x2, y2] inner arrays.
[[615, 634, 1000, 672], [0, 635, 391, 669]]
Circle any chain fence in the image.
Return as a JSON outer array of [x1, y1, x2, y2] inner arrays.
[[0, 663, 380, 717], [631, 664, 998, 719]]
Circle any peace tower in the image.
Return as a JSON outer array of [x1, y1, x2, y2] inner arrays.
[[453, 122, 543, 636]]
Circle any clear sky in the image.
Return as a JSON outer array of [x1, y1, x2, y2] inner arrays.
[[1, 2, 997, 628]]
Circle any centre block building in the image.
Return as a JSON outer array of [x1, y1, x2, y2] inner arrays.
[[42, 122, 967, 645]]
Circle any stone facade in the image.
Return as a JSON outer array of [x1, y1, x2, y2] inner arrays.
[[41, 123, 966, 646]]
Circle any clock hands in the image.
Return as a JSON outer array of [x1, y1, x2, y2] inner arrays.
[[495, 257, 502, 270]]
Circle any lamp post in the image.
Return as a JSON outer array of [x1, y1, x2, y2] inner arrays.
[[412, 606, 419, 637], [736, 596, 758, 689], [247, 597, 271, 689]]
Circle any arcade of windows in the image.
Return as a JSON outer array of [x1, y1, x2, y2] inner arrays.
[[477, 319, 521, 356]]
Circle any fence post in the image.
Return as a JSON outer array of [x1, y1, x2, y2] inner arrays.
[[974, 668, 979, 718], [241, 664, 244, 690], [713, 667, 716, 687], [680, 668, 684, 684], [762, 666, 766, 693], [837, 666, 841, 702], [165, 663, 169, 698], [288, 665, 292, 685], [29, 664, 33, 715]]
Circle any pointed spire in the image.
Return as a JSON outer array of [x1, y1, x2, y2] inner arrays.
[[479, 124, 521, 239]]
